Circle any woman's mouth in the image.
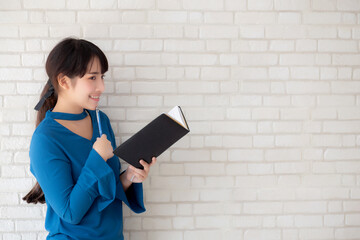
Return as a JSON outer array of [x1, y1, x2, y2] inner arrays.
[[90, 95, 100, 102]]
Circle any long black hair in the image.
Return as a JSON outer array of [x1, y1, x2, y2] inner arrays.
[[22, 37, 108, 204]]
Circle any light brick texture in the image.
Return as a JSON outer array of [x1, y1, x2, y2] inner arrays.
[[1, 0, 360, 239]]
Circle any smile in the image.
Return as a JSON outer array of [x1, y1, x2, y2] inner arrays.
[[90, 95, 100, 101]]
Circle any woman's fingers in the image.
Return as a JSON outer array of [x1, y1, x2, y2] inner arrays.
[[127, 157, 157, 183], [150, 157, 157, 167], [128, 165, 146, 179], [139, 160, 150, 172]]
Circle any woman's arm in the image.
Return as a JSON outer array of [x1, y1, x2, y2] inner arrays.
[[30, 134, 116, 224]]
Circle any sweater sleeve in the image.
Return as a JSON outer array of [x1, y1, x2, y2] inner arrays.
[[30, 133, 116, 225], [103, 112, 146, 214]]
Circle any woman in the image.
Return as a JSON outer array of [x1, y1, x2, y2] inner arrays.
[[23, 37, 156, 239]]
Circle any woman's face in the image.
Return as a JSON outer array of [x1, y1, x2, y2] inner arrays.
[[70, 57, 105, 111]]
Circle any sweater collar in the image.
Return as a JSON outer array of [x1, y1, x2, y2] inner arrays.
[[47, 109, 88, 121]]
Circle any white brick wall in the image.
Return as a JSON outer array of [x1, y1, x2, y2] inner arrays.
[[1, 0, 360, 239]]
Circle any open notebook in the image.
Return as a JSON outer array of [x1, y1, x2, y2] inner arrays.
[[113, 106, 190, 169]]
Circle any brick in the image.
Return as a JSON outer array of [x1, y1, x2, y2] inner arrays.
[[319, 40, 357, 52], [248, 163, 274, 175], [245, 230, 281, 240], [285, 201, 327, 214], [0, 220, 14, 232], [89, 0, 116, 8], [179, 54, 217, 66], [126, 109, 159, 121], [295, 215, 323, 227], [324, 121, 360, 133], [0, 26, 18, 38], [280, 54, 315, 66], [164, 95, 203, 107], [173, 217, 194, 229], [240, 26, 265, 38], [0, 207, 42, 219], [45, 11, 75, 23], [312, 0, 336, 10], [248, 0, 274, 10], [276, 135, 310, 147], [337, 0, 360, 11], [110, 25, 152, 38], [325, 148, 360, 161], [0, 40, 25, 52], [196, 216, 230, 228], [148, 11, 187, 23], [49, 25, 81, 38], [157, 0, 181, 9], [200, 67, 229, 80], [118, 0, 155, 9], [148, 231, 182, 240], [154, 25, 183, 38], [184, 163, 225, 175], [232, 67, 267, 80], [183, 0, 223, 10], [333, 54, 360, 65], [266, 26, 307, 39], [136, 67, 166, 79], [265, 149, 301, 161], [346, 214, 360, 225], [292, 64, 320, 77], [141, 40, 163, 51], [179, 81, 218, 93], [145, 190, 171, 203], [132, 81, 177, 94], [244, 202, 282, 214], [307, 26, 337, 38], [296, 39, 317, 52], [269, 40, 294, 52], [204, 12, 233, 24], [239, 53, 278, 66], [207, 40, 230, 52], [144, 204, 176, 216], [0, 0, 21, 9], [200, 26, 238, 39], [278, 12, 301, 24], [304, 12, 341, 24], [280, 108, 309, 120], [164, 40, 204, 52], [0, 11, 28, 23], [335, 228, 360, 239], [235, 13, 276, 24], [274, 0, 310, 10], [232, 40, 268, 52], [252, 108, 279, 120], [24, 0, 65, 9], [275, 162, 310, 174]]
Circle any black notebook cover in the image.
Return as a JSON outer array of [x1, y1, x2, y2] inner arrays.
[[113, 108, 190, 169]]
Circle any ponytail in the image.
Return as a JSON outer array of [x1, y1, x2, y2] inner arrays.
[[22, 80, 57, 204]]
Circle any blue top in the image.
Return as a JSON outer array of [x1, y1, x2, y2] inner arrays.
[[29, 109, 146, 240]]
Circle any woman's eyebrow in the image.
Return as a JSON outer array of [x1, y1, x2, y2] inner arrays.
[[88, 71, 100, 74]]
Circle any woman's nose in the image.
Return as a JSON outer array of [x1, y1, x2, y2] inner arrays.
[[96, 78, 105, 93]]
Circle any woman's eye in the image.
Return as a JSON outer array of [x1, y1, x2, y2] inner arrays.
[[89, 76, 96, 80]]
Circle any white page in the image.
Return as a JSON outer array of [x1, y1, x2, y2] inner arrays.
[[167, 106, 187, 129]]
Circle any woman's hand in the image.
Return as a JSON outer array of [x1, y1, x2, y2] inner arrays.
[[120, 157, 157, 191], [92, 134, 114, 161]]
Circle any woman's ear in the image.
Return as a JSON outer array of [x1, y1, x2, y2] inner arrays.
[[57, 73, 71, 90]]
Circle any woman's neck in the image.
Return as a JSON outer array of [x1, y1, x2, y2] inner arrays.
[[52, 97, 84, 114]]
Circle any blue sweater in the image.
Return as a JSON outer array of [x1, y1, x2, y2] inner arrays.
[[29, 109, 145, 240]]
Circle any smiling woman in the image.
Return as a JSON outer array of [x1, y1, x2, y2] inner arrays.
[[22, 38, 156, 240]]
